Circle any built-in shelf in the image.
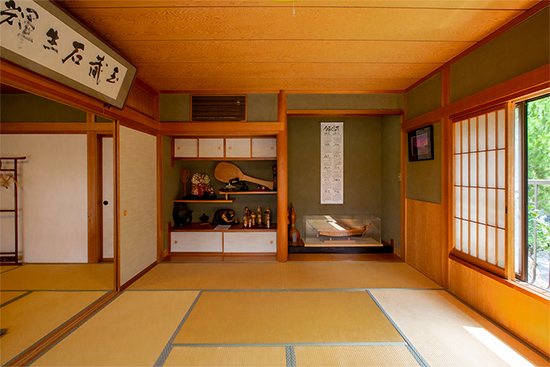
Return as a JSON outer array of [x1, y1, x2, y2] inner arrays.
[[218, 190, 277, 200], [170, 222, 277, 232], [174, 198, 235, 203]]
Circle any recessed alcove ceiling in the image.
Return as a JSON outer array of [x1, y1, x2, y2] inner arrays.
[[53, 0, 539, 93]]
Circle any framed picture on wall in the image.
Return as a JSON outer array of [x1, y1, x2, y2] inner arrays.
[[408, 125, 434, 161]]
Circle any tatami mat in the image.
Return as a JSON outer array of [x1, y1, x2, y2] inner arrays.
[[175, 291, 403, 345], [129, 262, 441, 290], [0, 264, 114, 290], [0, 291, 107, 365], [294, 345, 421, 366], [32, 291, 199, 367], [164, 346, 287, 367], [369, 289, 549, 367]]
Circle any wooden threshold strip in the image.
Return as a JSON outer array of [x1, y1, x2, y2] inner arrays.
[[6, 291, 120, 367]]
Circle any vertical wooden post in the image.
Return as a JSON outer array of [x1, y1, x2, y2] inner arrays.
[[277, 90, 288, 262], [87, 112, 101, 263], [441, 65, 451, 288]]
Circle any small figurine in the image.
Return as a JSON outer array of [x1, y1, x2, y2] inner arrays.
[[250, 212, 256, 227], [243, 215, 249, 228], [256, 205, 262, 226], [199, 213, 209, 224], [265, 207, 272, 229]]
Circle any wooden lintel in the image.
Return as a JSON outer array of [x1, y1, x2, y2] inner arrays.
[[287, 109, 403, 116], [0, 122, 114, 134], [159, 121, 284, 136]]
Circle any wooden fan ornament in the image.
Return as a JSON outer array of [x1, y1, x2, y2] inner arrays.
[[214, 162, 274, 190]]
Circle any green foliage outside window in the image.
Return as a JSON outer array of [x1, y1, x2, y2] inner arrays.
[[527, 96, 550, 285]]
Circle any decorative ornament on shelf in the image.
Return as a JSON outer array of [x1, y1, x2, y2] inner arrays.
[[212, 209, 239, 225], [199, 213, 209, 225], [191, 173, 215, 197], [173, 202, 192, 227], [288, 203, 301, 244]]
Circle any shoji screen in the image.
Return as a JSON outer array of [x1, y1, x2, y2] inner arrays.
[[453, 107, 507, 276], [119, 125, 157, 287]]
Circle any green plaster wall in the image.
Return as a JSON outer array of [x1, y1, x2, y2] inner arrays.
[[159, 93, 278, 122], [381, 115, 402, 250], [1, 94, 86, 122], [287, 93, 403, 110], [450, 7, 549, 103], [406, 122, 441, 204], [288, 116, 382, 237], [405, 73, 441, 121]]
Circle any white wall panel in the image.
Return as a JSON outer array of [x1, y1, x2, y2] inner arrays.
[[0, 135, 87, 262], [119, 126, 157, 286]]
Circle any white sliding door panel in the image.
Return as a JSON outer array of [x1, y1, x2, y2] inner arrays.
[[119, 126, 157, 286]]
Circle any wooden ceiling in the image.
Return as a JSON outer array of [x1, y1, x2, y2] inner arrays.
[[56, 0, 541, 94]]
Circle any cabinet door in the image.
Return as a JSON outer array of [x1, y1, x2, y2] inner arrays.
[[174, 138, 198, 158], [171, 231, 222, 252], [224, 232, 276, 253], [252, 138, 277, 158], [199, 138, 224, 158], [225, 138, 251, 158]]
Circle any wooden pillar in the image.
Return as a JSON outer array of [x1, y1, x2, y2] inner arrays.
[[277, 91, 288, 262]]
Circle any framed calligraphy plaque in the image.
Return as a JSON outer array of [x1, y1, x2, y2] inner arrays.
[[320, 122, 344, 204], [1, 0, 137, 108]]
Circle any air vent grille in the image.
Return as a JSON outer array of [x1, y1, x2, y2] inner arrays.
[[191, 95, 246, 122]]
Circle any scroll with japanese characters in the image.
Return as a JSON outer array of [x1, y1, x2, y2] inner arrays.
[[320, 122, 344, 204], [0, 0, 137, 108]]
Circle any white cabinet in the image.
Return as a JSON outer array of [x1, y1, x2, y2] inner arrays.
[[172, 137, 276, 160], [170, 229, 276, 254], [224, 232, 276, 253], [174, 138, 198, 158], [198, 138, 224, 158], [171, 231, 222, 252], [225, 138, 251, 158], [252, 138, 277, 158]]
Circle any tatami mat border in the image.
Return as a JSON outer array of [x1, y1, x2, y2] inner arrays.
[[125, 287, 443, 293], [286, 346, 296, 367], [0, 291, 33, 308], [366, 290, 429, 367], [171, 342, 409, 348], [154, 291, 204, 367], [8, 291, 120, 367]]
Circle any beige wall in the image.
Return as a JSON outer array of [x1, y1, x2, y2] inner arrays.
[[0, 134, 88, 262]]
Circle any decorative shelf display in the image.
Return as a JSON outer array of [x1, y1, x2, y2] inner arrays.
[[303, 215, 381, 247]]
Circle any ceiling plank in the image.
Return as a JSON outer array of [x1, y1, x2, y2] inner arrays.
[[115, 40, 476, 64], [136, 62, 441, 80], [65, 7, 523, 42], [58, 0, 539, 10]]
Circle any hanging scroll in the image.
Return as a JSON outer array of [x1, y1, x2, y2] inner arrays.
[[320, 122, 344, 204], [0, 0, 137, 108]]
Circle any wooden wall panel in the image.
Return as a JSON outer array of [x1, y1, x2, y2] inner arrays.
[[449, 258, 550, 357], [406, 198, 444, 286]]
